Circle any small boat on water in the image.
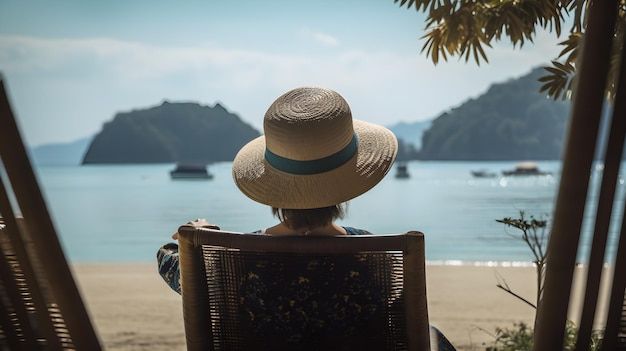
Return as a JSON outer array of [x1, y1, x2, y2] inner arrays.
[[471, 169, 497, 178], [502, 162, 551, 176], [395, 162, 410, 179], [170, 163, 213, 180]]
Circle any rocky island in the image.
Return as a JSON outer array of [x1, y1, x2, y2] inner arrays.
[[82, 101, 260, 164]]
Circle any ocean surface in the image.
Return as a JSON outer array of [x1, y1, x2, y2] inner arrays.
[[27, 161, 624, 264]]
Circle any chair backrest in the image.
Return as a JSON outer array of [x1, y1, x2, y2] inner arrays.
[[0, 75, 102, 350], [177, 225, 430, 351]]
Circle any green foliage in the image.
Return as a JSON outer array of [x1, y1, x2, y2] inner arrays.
[[395, 0, 626, 100], [562, 320, 604, 351], [488, 322, 534, 351], [487, 212, 605, 351], [418, 68, 569, 160], [495, 211, 549, 314], [485, 320, 603, 351], [496, 212, 549, 270]]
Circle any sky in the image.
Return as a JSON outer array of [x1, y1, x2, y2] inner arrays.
[[0, 0, 565, 147]]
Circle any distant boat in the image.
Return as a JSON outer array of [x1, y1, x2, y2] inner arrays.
[[170, 163, 213, 180], [502, 162, 551, 176], [471, 169, 497, 178], [395, 162, 410, 179]]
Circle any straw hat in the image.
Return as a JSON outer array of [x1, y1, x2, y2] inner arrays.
[[232, 87, 398, 209]]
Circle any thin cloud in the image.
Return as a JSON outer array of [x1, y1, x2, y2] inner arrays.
[[296, 29, 341, 47], [0, 34, 563, 145], [312, 31, 340, 47], [0, 35, 299, 80]]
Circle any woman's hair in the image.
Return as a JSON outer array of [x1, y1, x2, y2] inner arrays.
[[272, 204, 346, 230]]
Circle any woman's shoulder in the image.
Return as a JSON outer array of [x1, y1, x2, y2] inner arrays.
[[342, 226, 372, 235]]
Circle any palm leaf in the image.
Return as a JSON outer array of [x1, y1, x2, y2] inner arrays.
[[396, 0, 624, 101]]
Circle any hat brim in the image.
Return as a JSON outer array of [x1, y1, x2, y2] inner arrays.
[[232, 119, 398, 209]]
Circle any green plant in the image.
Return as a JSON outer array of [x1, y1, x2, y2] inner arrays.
[[485, 320, 603, 351], [484, 212, 604, 351], [496, 211, 549, 314], [563, 320, 604, 351], [487, 322, 534, 351], [394, 0, 626, 101]]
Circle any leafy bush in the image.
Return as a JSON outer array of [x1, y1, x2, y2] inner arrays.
[[486, 322, 533, 351], [485, 321, 602, 351], [486, 212, 604, 351]]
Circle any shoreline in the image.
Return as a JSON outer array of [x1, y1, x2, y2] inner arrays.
[[70, 262, 604, 351], [71, 259, 614, 267]]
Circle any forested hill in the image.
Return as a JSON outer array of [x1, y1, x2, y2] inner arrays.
[[418, 67, 571, 160], [73, 67, 575, 164], [82, 101, 260, 164]]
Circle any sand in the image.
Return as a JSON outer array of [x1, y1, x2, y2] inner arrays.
[[71, 263, 557, 351], [426, 264, 539, 350]]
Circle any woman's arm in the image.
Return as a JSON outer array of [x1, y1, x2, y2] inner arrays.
[[157, 218, 220, 294], [157, 242, 182, 294]]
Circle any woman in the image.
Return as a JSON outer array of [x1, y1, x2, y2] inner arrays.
[[158, 86, 456, 350]]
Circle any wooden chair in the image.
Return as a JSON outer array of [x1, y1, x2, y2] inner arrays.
[[0, 75, 102, 350], [177, 225, 431, 351]]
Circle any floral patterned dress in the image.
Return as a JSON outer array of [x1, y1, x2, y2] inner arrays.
[[157, 227, 457, 351]]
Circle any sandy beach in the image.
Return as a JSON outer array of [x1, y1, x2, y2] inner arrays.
[[71, 263, 554, 351]]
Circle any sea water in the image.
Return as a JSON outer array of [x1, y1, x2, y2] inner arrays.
[[31, 161, 624, 264]]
